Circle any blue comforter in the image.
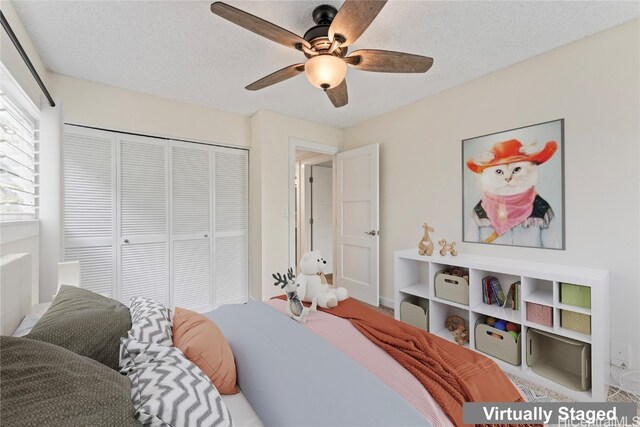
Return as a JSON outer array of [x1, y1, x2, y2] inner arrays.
[[206, 300, 430, 427]]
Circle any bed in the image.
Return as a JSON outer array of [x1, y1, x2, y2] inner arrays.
[[1, 256, 530, 427]]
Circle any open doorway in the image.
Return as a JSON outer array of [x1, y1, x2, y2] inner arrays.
[[289, 139, 380, 306], [295, 150, 335, 282]]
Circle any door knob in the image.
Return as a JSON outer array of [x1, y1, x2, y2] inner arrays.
[[204, 234, 208, 238], [365, 230, 378, 236], [124, 239, 129, 243]]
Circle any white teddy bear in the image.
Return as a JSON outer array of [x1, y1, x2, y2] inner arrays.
[[297, 251, 348, 310]]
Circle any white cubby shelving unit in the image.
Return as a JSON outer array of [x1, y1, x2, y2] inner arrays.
[[394, 248, 609, 401]]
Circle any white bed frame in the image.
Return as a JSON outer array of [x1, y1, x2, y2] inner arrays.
[[1, 253, 33, 335], [1, 257, 80, 335]]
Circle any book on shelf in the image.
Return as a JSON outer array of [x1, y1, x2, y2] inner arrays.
[[482, 276, 503, 305], [483, 277, 520, 310], [504, 281, 521, 310], [482, 277, 494, 304], [490, 278, 506, 306]]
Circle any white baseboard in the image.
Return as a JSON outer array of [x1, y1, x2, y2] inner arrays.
[[379, 296, 394, 309]]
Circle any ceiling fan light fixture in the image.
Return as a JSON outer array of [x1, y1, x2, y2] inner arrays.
[[305, 54, 347, 90], [211, 1, 433, 108]]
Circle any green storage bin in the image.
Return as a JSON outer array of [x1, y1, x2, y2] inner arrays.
[[560, 283, 591, 309], [561, 310, 591, 335]]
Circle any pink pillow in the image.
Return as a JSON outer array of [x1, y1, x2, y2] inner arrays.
[[172, 307, 239, 395]]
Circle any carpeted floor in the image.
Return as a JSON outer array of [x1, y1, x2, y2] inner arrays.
[[368, 303, 640, 408], [366, 303, 394, 317]]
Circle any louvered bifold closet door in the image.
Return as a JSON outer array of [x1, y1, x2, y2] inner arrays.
[[63, 126, 116, 297], [118, 135, 169, 305], [213, 147, 249, 305], [170, 141, 212, 311]]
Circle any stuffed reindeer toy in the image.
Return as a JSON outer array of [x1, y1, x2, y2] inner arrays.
[[273, 268, 309, 323]]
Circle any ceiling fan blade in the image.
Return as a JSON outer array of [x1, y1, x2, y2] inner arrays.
[[245, 63, 305, 91], [346, 49, 433, 73], [211, 2, 310, 50], [328, 0, 387, 47], [326, 79, 348, 108]]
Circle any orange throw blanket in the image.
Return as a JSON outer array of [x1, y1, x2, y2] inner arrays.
[[275, 296, 537, 427]]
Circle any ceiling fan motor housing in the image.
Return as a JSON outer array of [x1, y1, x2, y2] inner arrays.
[[303, 5, 347, 58], [303, 24, 330, 44]]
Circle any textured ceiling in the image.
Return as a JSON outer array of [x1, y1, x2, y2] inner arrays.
[[12, 1, 640, 128]]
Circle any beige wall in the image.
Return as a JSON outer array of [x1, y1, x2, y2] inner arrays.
[[250, 110, 342, 300], [344, 19, 640, 370], [249, 112, 264, 300], [49, 73, 251, 148]]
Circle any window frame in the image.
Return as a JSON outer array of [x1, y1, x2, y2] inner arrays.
[[0, 63, 40, 223]]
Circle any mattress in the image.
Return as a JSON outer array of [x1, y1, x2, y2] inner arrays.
[[222, 390, 263, 427]]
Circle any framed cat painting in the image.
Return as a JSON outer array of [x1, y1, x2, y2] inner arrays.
[[462, 119, 564, 250]]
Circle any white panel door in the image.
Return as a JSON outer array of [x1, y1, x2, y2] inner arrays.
[[63, 126, 117, 297], [336, 144, 379, 305], [213, 147, 249, 306], [170, 141, 212, 311], [311, 165, 333, 274], [118, 135, 169, 305]]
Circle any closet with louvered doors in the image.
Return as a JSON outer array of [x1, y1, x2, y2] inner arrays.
[[62, 125, 249, 311], [170, 140, 212, 312], [118, 134, 170, 305], [212, 147, 249, 306], [63, 126, 117, 298]]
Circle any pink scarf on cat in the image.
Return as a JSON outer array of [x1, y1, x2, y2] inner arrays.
[[481, 187, 536, 236]]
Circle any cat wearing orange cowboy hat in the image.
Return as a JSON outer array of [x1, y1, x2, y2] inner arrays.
[[465, 138, 560, 248]]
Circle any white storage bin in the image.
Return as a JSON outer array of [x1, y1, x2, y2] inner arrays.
[[475, 318, 521, 366], [400, 297, 428, 330], [435, 271, 469, 305], [527, 328, 591, 391]]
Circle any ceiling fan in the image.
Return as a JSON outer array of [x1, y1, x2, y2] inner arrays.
[[210, 0, 433, 108]]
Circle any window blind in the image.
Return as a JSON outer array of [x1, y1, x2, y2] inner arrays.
[[0, 66, 39, 221]]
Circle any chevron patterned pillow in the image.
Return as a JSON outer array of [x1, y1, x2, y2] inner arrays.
[[128, 297, 173, 346], [120, 337, 233, 427]]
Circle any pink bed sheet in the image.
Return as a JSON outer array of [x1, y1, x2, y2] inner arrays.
[[266, 299, 454, 427]]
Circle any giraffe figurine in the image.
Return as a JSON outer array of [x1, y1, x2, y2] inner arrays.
[[418, 223, 435, 256]]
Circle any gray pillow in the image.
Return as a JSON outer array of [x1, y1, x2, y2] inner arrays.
[[0, 336, 139, 427], [128, 296, 173, 346], [26, 285, 131, 370], [120, 337, 232, 426]]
